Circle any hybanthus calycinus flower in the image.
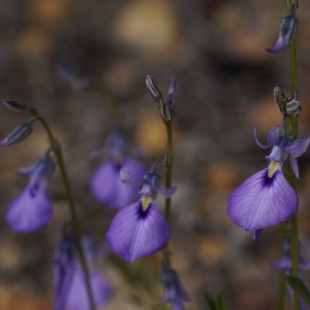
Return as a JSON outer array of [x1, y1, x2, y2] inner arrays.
[[106, 160, 176, 263], [227, 124, 310, 236], [6, 151, 55, 232], [271, 237, 310, 310], [160, 262, 191, 310], [54, 226, 112, 310], [90, 131, 146, 209]]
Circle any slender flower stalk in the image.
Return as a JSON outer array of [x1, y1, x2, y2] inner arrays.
[[285, 1, 299, 309], [145, 76, 177, 264], [34, 114, 96, 310]]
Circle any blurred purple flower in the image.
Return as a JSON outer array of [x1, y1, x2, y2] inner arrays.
[[55, 227, 112, 310], [90, 132, 146, 209], [271, 238, 310, 310], [106, 160, 176, 263], [266, 5, 298, 53], [160, 263, 191, 310], [228, 124, 310, 232], [6, 151, 55, 232]]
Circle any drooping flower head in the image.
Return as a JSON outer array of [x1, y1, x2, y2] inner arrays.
[[90, 131, 146, 209], [6, 150, 56, 232], [159, 261, 191, 310], [271, 236, 310, 310], [55, 225, 112, 310], [106, 160, 176, 263], [228, 122, 310, 233], [266, 5, 298, 53]]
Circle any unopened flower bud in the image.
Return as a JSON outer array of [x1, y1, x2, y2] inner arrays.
[[2, 99, 37, 117], [0, 119, 36, 147], [145, 75, 163, 101], [266, 6, 298, 53], [285, 90, 301, 116], [273, 86, 287, 114], [166, 78, 176, 108]]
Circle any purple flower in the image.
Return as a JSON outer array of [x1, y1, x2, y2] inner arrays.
[[55, 228, 112, 310], [106, 160, 176, 263], [266, 5, 298, 53], [6, 152, 55, 232], [90, 132, 146, 209], [228, 124, 310, 232], [271, 238, 310, 310], [160, 263, 191, 310]]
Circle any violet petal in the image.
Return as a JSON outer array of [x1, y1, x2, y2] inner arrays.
[[289, 155, 299, 179], [227, 169, 298, 230], [106, 201, 171, 263], [6, 186, 53, 232], [119, 166, 139, 185], [267, 125, 280, 145], [253, 125, 272, 149], [283, 137, 310, 157], [253, 229, 264, 242], [156, 186, 178, 199], [90, 158, 145, 209]]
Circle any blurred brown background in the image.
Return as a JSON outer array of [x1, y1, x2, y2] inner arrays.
[[0, 0, 310, 309]]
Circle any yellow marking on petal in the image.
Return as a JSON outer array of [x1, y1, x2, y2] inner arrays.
[[141, 195, 152, 211], [268, 160, 281, 178]]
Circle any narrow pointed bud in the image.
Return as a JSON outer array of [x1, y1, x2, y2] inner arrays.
[[2, 99, 37, 117], [166, 78, 176, 107], [266, 5, 298, 53], [273, 86, 287, 114], [145, 75, 163, 101], [165, 78, 176, 120], [0, 119, 36, 147]]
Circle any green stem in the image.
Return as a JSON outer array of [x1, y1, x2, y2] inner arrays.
[[37, 116, 96, 310], [285, 4, 299, 310], [163, 121, 173, 264], [278, 271, 286, 310], [165, 122, 173, 222]]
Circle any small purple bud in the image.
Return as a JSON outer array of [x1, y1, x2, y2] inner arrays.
[[145, 75, 163, 101], [266, 7, 298, 53], [2, 99, 37, 116], [273, 86, 287, 114], [166, 78, 176, 108], [0, 119, 36, 147], [285, 90, 301, 116]]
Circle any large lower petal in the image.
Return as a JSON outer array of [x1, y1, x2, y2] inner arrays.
[[90, 158, 145, 209], [227, 168, 298, 230], [6, 186, 53, 232], [106, 201, 171, 263]]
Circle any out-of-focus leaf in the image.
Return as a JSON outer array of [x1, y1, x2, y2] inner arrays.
[[205, 293, 218, 310], [216, 292, 228, 310], [286, 276, 310, 309]]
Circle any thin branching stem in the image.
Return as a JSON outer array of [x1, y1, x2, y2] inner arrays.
[[36, 115, 96, 310]]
